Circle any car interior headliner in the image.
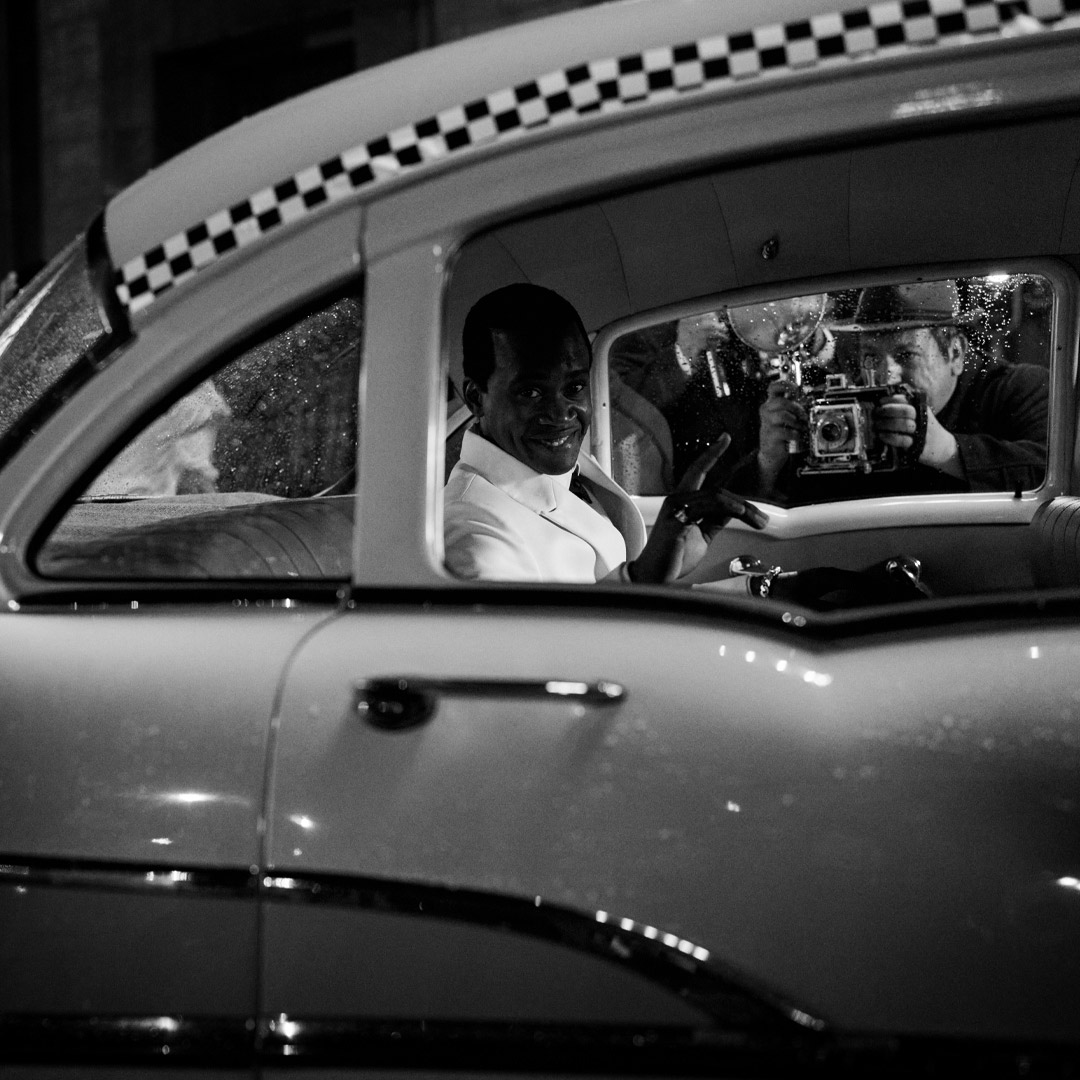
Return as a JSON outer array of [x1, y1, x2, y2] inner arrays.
[[446, 113, 1080, 383]]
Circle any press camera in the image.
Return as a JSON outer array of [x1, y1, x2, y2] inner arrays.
[[797, 374, 927, 476], [724, 291, 928, 476]]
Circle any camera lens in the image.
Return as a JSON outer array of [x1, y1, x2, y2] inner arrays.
[[818, 418, 848, 446]]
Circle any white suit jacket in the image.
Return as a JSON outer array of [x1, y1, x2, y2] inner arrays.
[[444, 430, 647, 582]]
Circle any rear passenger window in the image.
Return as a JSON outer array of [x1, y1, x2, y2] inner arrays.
[[599, 272, 1053, 505], [36, 290, 362, 580]]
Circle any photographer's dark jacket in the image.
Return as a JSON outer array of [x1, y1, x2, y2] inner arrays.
[[726, 362, 1049, 505]]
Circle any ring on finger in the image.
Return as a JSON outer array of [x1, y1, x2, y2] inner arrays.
[[672, 505, 698, 526]]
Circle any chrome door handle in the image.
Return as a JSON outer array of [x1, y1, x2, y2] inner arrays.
[[355, 676, 625, 731], [885, 555, 923, 590]]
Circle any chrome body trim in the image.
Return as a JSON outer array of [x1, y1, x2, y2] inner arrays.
[[257, 869, 821, 1032], [1, 857, 1076, 1071], [0, 856, 255, 897], [0, 854, 822, 1033]]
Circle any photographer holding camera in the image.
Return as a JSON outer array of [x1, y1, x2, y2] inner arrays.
[[729, 281, 1049, 505]]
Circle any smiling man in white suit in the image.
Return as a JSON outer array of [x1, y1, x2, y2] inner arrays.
[[443, 284, 766, 584]]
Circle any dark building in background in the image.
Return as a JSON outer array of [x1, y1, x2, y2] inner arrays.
[[0, 0, 602, 286], [1, 1, 44, 286]]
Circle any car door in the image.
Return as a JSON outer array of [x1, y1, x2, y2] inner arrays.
[[261, 605, 806, 1068], [262, 600, 1080, 1059]]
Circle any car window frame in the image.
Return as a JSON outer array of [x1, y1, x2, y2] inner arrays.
[[591, 258, 1077, 531], [7, 274, 366, 603]]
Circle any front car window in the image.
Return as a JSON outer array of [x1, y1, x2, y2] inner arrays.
[[603, 272, 1052, 505], [36, 290, 363, 581]]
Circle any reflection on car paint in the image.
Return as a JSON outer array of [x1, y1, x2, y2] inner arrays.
[[594, 908, 710, 962], [717, 641, 833, 685]]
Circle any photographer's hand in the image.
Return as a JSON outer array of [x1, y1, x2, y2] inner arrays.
[[874, 396, 917, 449], [757, 379, 806, 489], [628, 436, 768, 584], [876, 397, 962, 478]]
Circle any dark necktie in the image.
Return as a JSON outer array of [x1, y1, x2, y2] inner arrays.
[[568, 467, 593, 504]]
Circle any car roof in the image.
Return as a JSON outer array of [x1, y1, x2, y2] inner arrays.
[[104, 0, 1080, 318]]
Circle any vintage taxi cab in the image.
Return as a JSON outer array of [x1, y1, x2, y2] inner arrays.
[[2, 0, 1080, 1073]]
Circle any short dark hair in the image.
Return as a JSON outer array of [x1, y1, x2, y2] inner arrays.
[[462, 283, 590, 389]]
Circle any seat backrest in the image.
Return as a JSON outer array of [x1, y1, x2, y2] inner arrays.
[[1030, 497, 1080, 587], [609, 377, 675, 495]]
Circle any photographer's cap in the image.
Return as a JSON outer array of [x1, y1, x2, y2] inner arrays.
[[832, 280, 962, 332]]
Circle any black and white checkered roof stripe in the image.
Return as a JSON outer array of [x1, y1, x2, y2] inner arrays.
[[115, 0, 1080, 315]]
